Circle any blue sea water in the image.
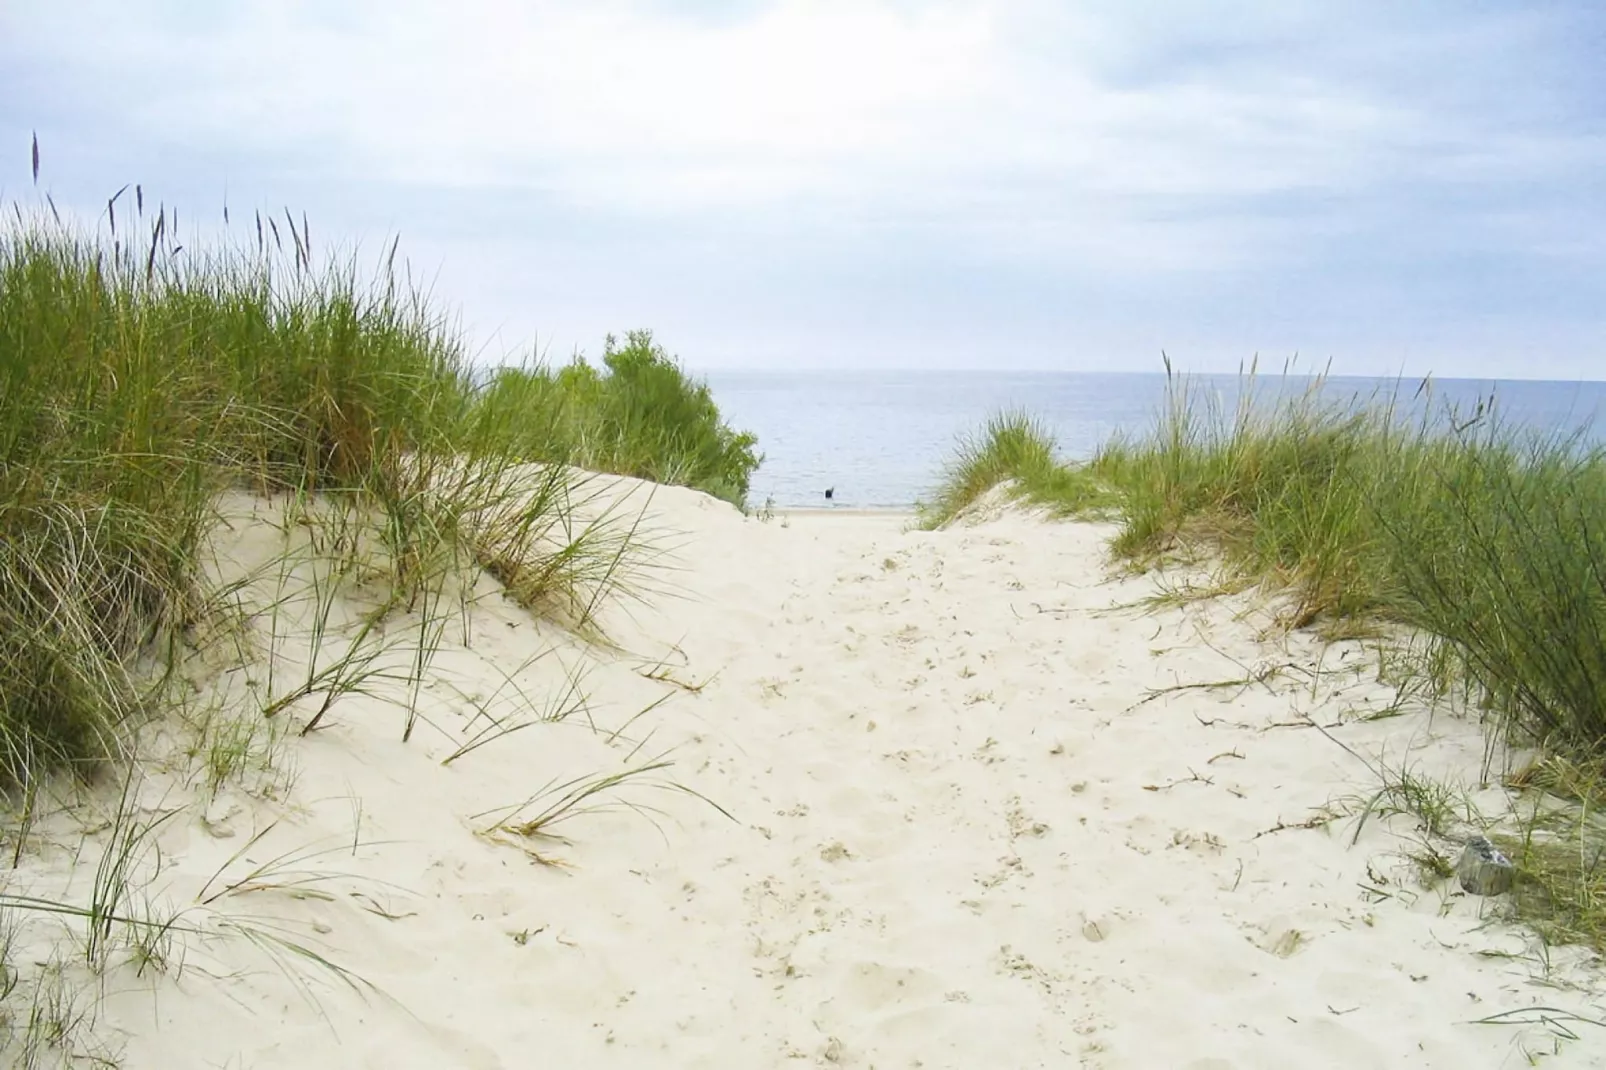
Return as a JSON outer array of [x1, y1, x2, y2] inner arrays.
[[703, 371, 1606, 510]]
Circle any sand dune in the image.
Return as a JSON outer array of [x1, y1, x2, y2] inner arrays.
[[12, 481, 1602, 1068]]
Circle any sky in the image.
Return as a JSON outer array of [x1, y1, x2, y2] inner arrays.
[[3, 1, 1604, 379]]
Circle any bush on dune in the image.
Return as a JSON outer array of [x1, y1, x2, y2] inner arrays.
[[474, 330, 761, 508]]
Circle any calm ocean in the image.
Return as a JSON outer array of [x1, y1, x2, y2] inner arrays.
[[703, 372, 1606, 510]]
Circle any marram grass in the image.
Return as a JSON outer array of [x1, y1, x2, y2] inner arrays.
[[933, 370, 1606, 754], [918, 411, 1118, 528], [0, 161, 750, 1064], [0, 186, 757, 797], [930, 368, 1606, 949]]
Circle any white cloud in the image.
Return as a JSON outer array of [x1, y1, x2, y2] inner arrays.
[[23, 2, 1564, 208], [6, 0, 1603, 375]]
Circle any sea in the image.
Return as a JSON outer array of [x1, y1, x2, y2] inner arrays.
[[702, 371, 1606, 510]]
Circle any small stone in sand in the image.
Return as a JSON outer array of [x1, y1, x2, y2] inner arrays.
[[1455, 835, 1515, 896]]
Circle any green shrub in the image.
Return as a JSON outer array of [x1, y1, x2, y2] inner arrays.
[[475, 330, 761, 507]]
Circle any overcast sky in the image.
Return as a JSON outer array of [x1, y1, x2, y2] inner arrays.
[[4, 1, 1604, 378]]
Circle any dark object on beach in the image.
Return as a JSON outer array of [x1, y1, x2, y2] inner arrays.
[[824, 487, 834, 501], [1455, 835, 1515, 896]]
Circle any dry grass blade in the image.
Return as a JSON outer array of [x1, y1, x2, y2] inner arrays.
[[211, 916, 377, 1004], [441, 664, 588, 766], [195, 822, 401, 906], [1470, 1006, 1606, 1040], [0, 893, 199, 940], [473, 751, 734, 862], [476, 759, 677, 843]]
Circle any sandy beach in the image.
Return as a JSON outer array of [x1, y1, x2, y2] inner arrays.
[[13, 480, 1602, 1068]]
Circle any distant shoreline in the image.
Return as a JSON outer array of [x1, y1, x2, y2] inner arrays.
[[771, 506, 916, 518], [713, 370, 1606, 516]]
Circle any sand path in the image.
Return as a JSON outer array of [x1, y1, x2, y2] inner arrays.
[[549, 502, 1597, 1068], [47, 490, 1603, 1067]]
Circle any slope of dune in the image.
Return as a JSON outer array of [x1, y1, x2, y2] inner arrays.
[[9, 480, 1602, 1069]]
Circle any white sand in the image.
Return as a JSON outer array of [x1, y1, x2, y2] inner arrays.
[[10, 479, 1603, 1067]]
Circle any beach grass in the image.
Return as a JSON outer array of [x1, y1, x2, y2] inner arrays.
[[0, 183, 757, 799], [930, 366, 1606, 947], [932, 367, 1606, 756], [0, 171, 761, 1061], [918, 411, 1118, 528], [1089, 369, 1606, 761]]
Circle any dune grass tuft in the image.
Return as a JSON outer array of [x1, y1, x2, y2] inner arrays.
[[931, 363, 1606, 949], [918, 411, 1118, 528], [935, 365, 1606, 754], [1084, 367, 1606, 758], [1086, 371, 1424, 628]]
